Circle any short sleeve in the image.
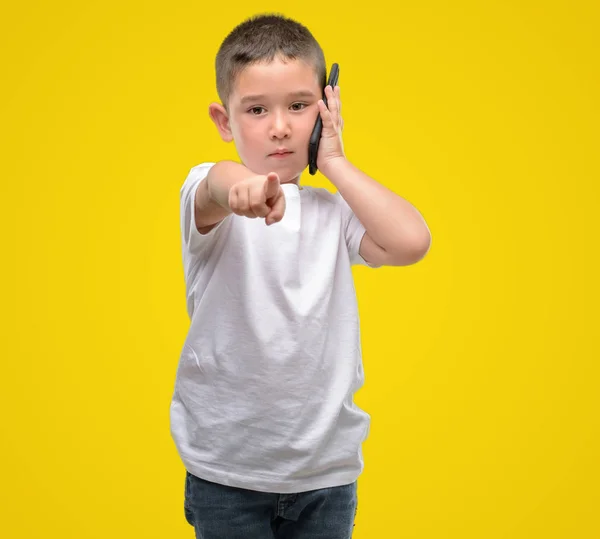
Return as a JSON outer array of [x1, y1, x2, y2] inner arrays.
[[336, 192, 382, 268], [180, 162, 229, 256]]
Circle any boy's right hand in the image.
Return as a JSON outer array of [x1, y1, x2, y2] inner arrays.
[[228, 172, 286, 226]]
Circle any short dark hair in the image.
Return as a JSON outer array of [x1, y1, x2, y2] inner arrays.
[[215, 14, 327, 108]]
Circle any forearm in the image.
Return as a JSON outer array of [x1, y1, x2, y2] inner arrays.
[[322, 157, 431, 253], [195, 160, 254, 228]]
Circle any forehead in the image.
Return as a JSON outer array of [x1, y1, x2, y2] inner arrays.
[[230, 57, 321, 104]]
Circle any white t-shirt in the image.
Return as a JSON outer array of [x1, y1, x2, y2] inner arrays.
[[170, 162, 380, 494]]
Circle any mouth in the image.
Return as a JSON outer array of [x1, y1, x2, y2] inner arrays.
[[269, 149, 294, 158]]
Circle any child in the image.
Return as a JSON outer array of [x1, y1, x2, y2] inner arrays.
[[170, 13, 431, 539]]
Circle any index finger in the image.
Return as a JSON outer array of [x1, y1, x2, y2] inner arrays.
[[264, 172, 280, 199]]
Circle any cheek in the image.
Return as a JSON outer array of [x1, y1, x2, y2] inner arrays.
[[236, 120, 263, 146], [296, 113, 318, 140]]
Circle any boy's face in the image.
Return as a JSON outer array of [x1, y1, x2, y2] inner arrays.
[[210, 56, 323, 184]]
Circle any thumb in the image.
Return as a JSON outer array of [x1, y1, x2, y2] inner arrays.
[[264, 172, 280, 200]]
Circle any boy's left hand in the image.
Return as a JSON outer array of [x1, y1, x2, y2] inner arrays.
[[316, 85, 345, 175]]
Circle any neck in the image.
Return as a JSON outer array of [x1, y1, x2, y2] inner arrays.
[[281, 174, 302, 189]]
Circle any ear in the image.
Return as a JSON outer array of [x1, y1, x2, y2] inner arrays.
[[208, 102, 234, 143]]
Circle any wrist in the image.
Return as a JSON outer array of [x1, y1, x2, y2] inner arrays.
[[320, 156, 349, 183]]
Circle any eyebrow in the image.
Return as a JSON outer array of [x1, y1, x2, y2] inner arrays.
[[239, 90, 317, 105]]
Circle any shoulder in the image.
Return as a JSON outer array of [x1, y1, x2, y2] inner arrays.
[[303, 186, 345, 209], [181, 162, 216, 192], [305, 187, 357, 225]]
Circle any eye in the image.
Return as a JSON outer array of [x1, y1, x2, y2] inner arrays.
[[248, 106, 265, 115], [290, 102, 307, 111]]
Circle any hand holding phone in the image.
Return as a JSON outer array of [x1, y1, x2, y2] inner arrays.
[[308, 63, 340, 175]]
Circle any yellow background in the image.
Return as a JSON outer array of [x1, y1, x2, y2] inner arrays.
[[1, 1, 598, 537]]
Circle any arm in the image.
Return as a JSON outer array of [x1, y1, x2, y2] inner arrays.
[[195, 160, 286, 234], [322, 157, 432, 266], [194, 160, 255, 234], [316, 86, 431, 267]]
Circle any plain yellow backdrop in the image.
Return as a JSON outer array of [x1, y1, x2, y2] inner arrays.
[[1, 1, 598, 538]]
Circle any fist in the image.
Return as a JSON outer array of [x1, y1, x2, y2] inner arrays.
[[228, 172, 286, 226]]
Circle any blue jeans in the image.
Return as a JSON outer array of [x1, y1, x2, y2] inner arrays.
[[184, 471, 358, 539]]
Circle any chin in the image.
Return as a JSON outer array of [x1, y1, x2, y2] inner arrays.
[[241, 157, 307, 182], [267, 162, 306, 182], [280, 168, 305, 184]]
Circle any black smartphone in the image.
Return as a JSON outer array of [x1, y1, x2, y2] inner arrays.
[[308, 63, 340, 175]]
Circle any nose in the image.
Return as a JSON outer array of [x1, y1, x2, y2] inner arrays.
[[269, 109, 291, 140]]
